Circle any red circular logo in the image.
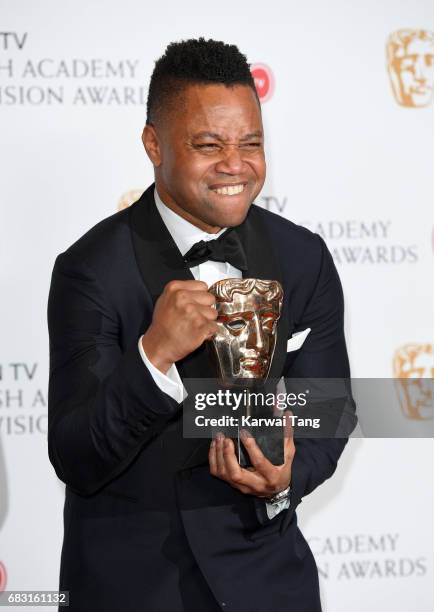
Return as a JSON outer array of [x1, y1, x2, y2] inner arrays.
[[251, 63, 275, 103], [0, 561, 7, 592]]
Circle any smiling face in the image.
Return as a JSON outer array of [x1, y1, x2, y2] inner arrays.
[[209, 278, 283, 381], [143, 83, 266, 232]]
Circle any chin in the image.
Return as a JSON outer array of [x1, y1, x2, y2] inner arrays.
[[212, 205, 251, 229]]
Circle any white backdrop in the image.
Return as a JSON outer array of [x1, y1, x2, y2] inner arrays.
[[1, 1, 433, 610]]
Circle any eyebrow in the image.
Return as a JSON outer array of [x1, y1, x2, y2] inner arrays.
[[217, 307, 278, 319], [192, 130, 263, 141]]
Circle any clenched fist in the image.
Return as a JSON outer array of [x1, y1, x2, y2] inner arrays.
[[141, 280, 218, 373]]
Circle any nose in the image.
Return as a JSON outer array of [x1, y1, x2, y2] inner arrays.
[[414, 56, 426, 82], [246, 314, 265, 352], [214, 145, 244, 175]]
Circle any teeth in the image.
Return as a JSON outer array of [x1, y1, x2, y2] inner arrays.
[[213, 184, 244, 196]]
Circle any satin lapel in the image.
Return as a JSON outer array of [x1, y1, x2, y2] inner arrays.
[[129, 183, 214, 381], [129, 184, 194, 301], [234, 205, 289, 382], [129, 184, 213, 469]]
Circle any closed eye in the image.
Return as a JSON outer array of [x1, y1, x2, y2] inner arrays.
[[194, 142, 262, 152], [239, 142, 262, 148], [194, 143, 221, 151]]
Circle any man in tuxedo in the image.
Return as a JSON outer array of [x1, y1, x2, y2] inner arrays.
[[48, 38, 356, 611]]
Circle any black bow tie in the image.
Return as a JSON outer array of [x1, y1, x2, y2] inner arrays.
[[183, 228, 248, 271]]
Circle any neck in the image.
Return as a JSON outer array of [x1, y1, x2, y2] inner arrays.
[[155, 182, 222, 234]]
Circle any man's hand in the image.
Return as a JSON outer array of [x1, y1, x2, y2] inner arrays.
[[208, 418, 295, 498], [141, 280, 218, 373]]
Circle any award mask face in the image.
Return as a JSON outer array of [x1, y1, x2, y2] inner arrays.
[[209, 278, 283, 382]]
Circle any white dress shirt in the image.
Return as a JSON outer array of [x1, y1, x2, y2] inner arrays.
[[138, 187, 290, 519]]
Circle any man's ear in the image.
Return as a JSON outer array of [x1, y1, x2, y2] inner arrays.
[[142, 124, 161, 167]]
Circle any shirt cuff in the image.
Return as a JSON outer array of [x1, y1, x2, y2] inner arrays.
[[138, 335, 184, 404], [265, 496, 291, 520]]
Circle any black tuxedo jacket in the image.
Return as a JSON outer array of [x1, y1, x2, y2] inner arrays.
[[47, 184, 356, 612]]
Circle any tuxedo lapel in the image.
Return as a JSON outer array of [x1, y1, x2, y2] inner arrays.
[[129, 184, 217, 381], [234, 205, 289, 383], [129, 184, 194, 302], [129, 184, 212, 469]]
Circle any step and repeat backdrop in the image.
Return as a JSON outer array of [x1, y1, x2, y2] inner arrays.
[[1, 1, 433, 610]]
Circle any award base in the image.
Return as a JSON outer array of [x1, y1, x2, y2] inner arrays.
[[237, 426, 285, 467]]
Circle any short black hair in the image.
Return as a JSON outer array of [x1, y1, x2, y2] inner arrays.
[[146, 37, 259, 124]]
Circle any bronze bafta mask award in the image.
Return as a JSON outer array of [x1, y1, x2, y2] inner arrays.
[[208, 278, 284, 466]]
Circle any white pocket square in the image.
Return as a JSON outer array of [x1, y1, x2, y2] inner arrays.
[[286, 328, 311, 352]]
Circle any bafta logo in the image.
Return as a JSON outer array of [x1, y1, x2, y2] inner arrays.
[[117, 189, 144, 211], [386, 29, 434, 107], [393, 344, 434, 420]]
